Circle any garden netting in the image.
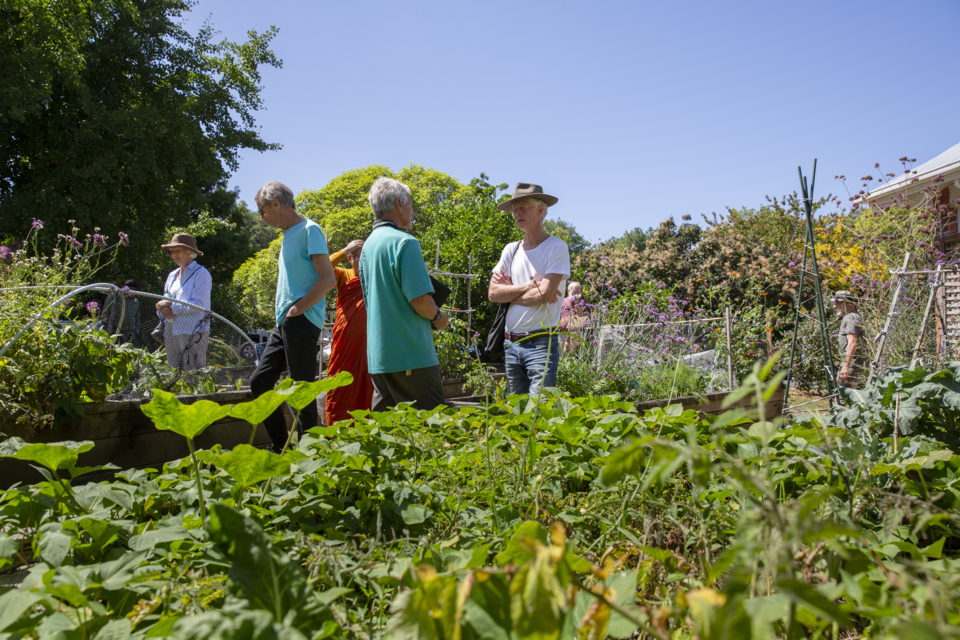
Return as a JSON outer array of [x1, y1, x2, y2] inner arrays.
[[557, 298, 732, 402], [0, 285, 267, 400], [98, 289, 262, 398]]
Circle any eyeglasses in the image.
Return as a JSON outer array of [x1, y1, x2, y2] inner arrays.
[[257, 202, 269, 215]]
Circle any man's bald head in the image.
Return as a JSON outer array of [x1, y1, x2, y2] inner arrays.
[[568, 282, 582, 297]]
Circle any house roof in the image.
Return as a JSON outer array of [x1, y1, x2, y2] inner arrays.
[[863, 140, 960, 202]]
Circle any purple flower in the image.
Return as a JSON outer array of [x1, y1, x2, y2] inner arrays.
[[600, 256, 611, 262], [118, 231, 129, 246], [0, 246, 10, 259], [67, 237, 82, 249], [85, 301, 100, 315], [92, 233, 107, 248], [788, 262, 796, 267], [31, 218, 43, 230]]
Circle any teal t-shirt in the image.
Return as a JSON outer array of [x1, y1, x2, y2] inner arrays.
[[359, 223, 437, 374], [276, 218, 329, 329]]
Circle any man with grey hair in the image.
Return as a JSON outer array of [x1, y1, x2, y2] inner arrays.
[[489, 183, 570, 396], [249, 181, 337, 452], [358, 177, 449, 411]]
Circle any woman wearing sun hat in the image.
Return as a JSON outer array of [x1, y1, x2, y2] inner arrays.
[[156, 233, 213, 370]]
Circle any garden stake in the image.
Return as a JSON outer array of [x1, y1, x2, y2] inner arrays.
[[259, 404, 302, 506], [783, 160, 838, 413], [867, 253, 912, 387], [910, 265, 942, 368], [894, 395, 900, 453], [185, 437, 206, 522], [725, 305, 734, 390]]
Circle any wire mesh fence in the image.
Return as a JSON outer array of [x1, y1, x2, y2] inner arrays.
[[98, 290, 259, 398], [862, 269, 958, 378], [783, 262, 958, 413], [557, 301, 732, 402], [0, 285, 261, 400]]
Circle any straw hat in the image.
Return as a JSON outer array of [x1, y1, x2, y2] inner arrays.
[[834, 290, 858, 304], [161, 233, 203, 257]]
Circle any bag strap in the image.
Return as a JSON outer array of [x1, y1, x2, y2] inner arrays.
[[165, 264, 201, 297], [503, 240, 521, 274]]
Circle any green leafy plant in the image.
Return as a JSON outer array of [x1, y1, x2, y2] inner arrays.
[[2, 359, 960, 637]]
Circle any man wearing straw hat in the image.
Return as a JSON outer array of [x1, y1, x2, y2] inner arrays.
[[834, 290, 866, 386], [488, 183, 570, 396], [250, 181, 337, 452]]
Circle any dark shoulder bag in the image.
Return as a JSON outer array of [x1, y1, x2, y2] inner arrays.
[[485, 241, 522, 356]]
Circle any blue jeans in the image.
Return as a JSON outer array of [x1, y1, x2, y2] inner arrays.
[[504, 334, 560, 397]]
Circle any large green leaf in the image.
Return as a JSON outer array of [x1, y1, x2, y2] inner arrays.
[[206, 504, 335, 632], [205, 445, 291, 488], [228, 389, 290, 427], [776, 578, 850, 626], [495, 522, 549, 566], [384, 575, 446, 640], [94, 618, 132, 640], [0, 591, 49, 633], [891, 620, 945, 640], [38, 529, 72, 567], [128, 526, 193, 551], [599, 438, 648, 487], [141, 389, 232, 439], [277, 372, 354, 411], [509, 546, 567, 640], [0, 437, 94, 472]]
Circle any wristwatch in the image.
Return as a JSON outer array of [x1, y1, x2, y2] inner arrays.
[[432, 309, 443, 323]]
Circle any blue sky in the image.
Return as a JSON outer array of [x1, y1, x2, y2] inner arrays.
[[183, 0, 960, 243]]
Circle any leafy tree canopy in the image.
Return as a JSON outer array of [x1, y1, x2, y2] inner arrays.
[[0, 0, 282, 283], [543, 218, 589, 257], [295, 164, 471, 255], [606, 226, 652, 254]]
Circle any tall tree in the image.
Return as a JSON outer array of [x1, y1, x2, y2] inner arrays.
[[543, 218, 588, 257], [0, 0, 281, 281], [233, 164, 475, 329]]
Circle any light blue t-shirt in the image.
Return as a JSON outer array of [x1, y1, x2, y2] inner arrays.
[[359, 223, 437, 374], [276, 218, 329, 329]]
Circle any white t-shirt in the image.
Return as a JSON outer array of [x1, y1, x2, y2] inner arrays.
[[493, 236, 571, 333]]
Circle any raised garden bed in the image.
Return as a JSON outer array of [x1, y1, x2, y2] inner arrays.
[[1, 376, 507, 488], [1, 389, 272, 488], [634, 387, 785, 421]]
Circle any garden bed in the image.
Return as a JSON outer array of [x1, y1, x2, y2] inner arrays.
[[1, 389, 272, 488], [1, 376, 506, 488], [634, 386, 784, 420]]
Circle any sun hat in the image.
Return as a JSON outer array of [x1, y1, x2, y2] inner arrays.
[[161, 233, 203, 257], [496, 183, 559, 212], [834, 290, 857, 304]]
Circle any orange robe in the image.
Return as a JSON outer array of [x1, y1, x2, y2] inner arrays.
[[325, 250, 373, 423]]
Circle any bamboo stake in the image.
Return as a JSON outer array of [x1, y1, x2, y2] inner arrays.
[[725, 306, 734, 390], [467, 254, 473, 340], [910, 265, 942, 368], [434, 239, 441, 270], [894, 395, 900, 453]]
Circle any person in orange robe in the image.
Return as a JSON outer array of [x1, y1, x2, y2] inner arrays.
[[325, 239, 373, 423]]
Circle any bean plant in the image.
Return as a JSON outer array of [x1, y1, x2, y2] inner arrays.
[[1, 361, 959, 638]]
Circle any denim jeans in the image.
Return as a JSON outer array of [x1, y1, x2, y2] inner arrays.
[[504, 334, 560, 397]]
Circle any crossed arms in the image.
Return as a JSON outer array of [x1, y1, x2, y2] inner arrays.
[[488, 270, 564, 306]]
